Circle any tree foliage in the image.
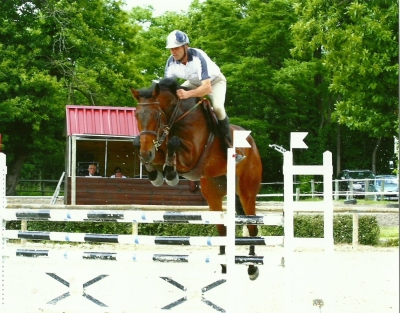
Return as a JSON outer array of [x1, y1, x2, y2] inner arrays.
[[291, 0, 398, 136], [0, 0, 144, 194], [0, 0, 398, 194]]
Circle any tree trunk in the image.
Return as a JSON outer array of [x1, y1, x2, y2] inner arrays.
[[336, 123, 341, 176], [372, 137, 381, 174], [6, 153, 27, 195]]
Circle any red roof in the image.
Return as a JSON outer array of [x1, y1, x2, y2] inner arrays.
[[66, 105, 139, 136]]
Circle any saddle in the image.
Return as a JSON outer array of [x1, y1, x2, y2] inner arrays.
[[200, 98, 218, 135], [179, 98, 217, 180]]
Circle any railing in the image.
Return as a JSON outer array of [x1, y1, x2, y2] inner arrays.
[[13, 178, 399, 200], [15, 179, 64, 196], [257, 178, 399, 201]]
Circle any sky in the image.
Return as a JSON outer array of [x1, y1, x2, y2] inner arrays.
[[123, 0, 197, 16]]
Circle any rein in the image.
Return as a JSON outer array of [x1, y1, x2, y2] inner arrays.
[[137, 98, 204, 150]]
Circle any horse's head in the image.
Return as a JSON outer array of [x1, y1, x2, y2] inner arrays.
[[131, 83, 166, 165], [131, 78, 194, 167]]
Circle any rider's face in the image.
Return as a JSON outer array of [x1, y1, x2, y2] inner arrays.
[[170, 46, 186, 62]]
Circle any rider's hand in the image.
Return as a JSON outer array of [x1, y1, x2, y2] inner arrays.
[[176, 89, 189, 99]]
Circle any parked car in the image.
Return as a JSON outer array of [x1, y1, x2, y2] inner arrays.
[[337, 169, 377, 199], [374, 175, 399, 201]]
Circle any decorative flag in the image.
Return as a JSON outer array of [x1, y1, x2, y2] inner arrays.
[[233, 131, 251, 148], [290, 132, 308, 150]]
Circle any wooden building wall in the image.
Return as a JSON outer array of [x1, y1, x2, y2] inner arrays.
[[66, 177, 207, 206]]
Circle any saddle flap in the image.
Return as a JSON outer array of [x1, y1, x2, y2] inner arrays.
[[201, 98, 218, 134]]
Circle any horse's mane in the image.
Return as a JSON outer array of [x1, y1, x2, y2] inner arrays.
[[138, 78, 190, 99], [137, 82, 156, 99], [158, 77, 181, 94]]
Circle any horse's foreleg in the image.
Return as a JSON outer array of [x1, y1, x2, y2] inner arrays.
[[164, 137, 179, 186], [147, 169, 164, 186], [142, 162, 164, 187]]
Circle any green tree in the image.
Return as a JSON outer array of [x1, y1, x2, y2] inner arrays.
[[290, 0, 398, 173], [0, 0, 145, 194]]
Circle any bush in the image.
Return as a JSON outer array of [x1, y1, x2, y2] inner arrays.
[[6, 214, 381, 246]]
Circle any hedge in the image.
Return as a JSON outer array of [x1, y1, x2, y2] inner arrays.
[[6, 214, 381, 246]]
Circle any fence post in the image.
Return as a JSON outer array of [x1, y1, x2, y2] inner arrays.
[[349, 180, 354, 199], [20, 221, 27, 245], [311, 179, 315, 199], [379, 179, 385, 201], [352, 211, 359, 249], [334, 180, 339, 200], [295, 188, 300, 201]]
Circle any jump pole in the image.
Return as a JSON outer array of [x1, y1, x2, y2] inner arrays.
[[226, 130, 252, 313]]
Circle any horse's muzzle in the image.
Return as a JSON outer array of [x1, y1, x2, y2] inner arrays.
[[140, 149, 154, 164]]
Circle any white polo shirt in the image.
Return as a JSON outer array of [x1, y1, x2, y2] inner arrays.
[[164, 48, 222, 85]]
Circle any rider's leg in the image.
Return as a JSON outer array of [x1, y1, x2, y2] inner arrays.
[[209, 78, 245, 163]]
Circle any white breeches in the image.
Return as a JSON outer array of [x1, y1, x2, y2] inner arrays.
[[181, 76, 227, 120]]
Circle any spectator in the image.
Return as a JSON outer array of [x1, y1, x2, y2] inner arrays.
[[110, 167, 126, 178], [87, 163, 101, 177]]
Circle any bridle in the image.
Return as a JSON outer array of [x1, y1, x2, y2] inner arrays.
[[136, 97, 204, 150], [136, 101, 166, 150]]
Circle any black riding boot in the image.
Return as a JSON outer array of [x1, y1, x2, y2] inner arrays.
[[218, 116, 245, 163]]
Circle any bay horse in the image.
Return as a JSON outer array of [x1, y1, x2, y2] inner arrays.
[[131, 78, 262, 280]]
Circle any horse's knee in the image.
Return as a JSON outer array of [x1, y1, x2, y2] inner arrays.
[[167, 136, 180, 156]]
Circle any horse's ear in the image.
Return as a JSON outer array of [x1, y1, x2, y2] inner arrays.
[[130, 88, 141, 101], [153, 84, 160, 98]]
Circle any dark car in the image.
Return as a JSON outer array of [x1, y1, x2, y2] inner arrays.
[[337, 169, 377, 199], [374, 175, 399, 201]]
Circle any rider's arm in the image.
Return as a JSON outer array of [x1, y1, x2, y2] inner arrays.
[[177, 79, 212, 99]]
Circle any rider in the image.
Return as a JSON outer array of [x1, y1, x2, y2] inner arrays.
[[164, 30, 244, 163]]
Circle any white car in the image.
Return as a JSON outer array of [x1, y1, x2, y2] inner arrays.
[[374, 175, 399, 201]]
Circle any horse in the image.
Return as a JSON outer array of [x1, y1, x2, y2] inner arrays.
[[131, 77, 263, 280]]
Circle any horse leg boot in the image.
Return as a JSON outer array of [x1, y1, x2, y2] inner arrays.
[[218, 116, 245, 163]]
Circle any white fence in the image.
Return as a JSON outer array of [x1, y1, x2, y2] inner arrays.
[[258, 178, 399, 200]]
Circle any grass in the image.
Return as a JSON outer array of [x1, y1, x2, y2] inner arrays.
[[379, 226, 399, 247], [380, 226, 399, 239]]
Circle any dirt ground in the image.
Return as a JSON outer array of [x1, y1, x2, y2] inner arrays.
[[2, 243, 398, 313], [2, 197, 398, 312]]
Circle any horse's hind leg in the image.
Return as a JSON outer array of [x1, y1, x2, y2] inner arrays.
[[246, 224, 259, 280], [200, 176, 227, 274], [236, 195, 259, 280], [164, 136, 179, 186]]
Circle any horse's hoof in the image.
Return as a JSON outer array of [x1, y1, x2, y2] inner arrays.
[[248, 266, 259, 281], [150, 171, 164, 186], [166, 174, 179, 186]]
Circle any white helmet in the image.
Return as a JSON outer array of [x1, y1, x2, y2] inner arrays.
[[165, 30, 190, 49]]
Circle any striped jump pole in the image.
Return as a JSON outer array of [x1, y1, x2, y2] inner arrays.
[[3, 231, 284, 247], [1, 208, 283, 225]]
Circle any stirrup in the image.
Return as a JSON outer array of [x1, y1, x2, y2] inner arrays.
[[235, 154, 246, 164]]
